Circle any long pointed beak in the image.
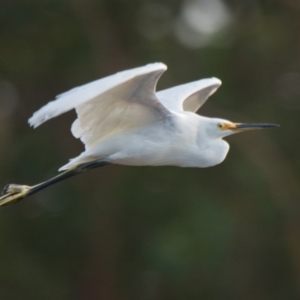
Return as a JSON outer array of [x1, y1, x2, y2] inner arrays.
[[229, 123, 280, 131]]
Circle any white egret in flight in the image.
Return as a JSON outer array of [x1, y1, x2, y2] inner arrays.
[[0, 63, 279, 206]]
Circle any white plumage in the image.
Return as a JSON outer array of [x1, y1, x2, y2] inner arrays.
[[0, 63, 279, 207], [28, 63, 275, 171]]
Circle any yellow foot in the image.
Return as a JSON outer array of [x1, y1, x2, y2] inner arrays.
[[0, 184, 31, 207]]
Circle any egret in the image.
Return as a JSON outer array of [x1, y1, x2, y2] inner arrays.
[[0, 63, 279, 206]]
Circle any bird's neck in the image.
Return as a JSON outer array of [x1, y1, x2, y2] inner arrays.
[[192, 139, 230, 168]]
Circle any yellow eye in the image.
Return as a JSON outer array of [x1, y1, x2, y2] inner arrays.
[[217, 123, 223, 129]]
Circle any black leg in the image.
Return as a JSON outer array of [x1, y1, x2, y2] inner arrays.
[[0, 159, 110, 207]]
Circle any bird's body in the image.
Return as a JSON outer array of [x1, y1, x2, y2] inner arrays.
[[75, 113, 229, 168], [29, 62, 231, 169], [0, 62, 278, 206]]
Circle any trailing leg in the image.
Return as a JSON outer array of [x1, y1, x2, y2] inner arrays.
[[0, 159, 110, 207]]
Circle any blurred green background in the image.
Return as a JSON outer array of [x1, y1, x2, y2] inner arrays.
[[0, 0, 299, 299]]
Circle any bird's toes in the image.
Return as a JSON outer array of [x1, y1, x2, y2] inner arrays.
[[0, 184, 31, 207], [2, 184, 11, 195], [1, 184, 28, 195]]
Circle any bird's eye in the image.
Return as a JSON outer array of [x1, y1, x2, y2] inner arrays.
[[217, 123, 223, 129]]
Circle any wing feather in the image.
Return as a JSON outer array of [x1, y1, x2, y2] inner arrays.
[[28, 63, 168, 128], [157, 77, 221, 112], [28, 63, 170, 150]]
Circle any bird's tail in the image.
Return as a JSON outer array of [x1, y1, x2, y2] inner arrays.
[[59, 155, 95, 171]]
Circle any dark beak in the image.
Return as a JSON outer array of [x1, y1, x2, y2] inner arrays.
[[229, 123, 280, 131]]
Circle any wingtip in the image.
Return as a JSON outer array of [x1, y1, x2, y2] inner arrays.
[[27, 117, 34, 128], [146, 62, 167, 71], [211, 77, 222, 86], [28, 115, 42, 129]]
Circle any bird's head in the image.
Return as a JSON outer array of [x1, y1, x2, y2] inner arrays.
[[205, 118, 280, 139]]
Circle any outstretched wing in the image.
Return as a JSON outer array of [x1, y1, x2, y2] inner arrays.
[[29, 63, 170, 150], [157, 77, 221, 112]]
